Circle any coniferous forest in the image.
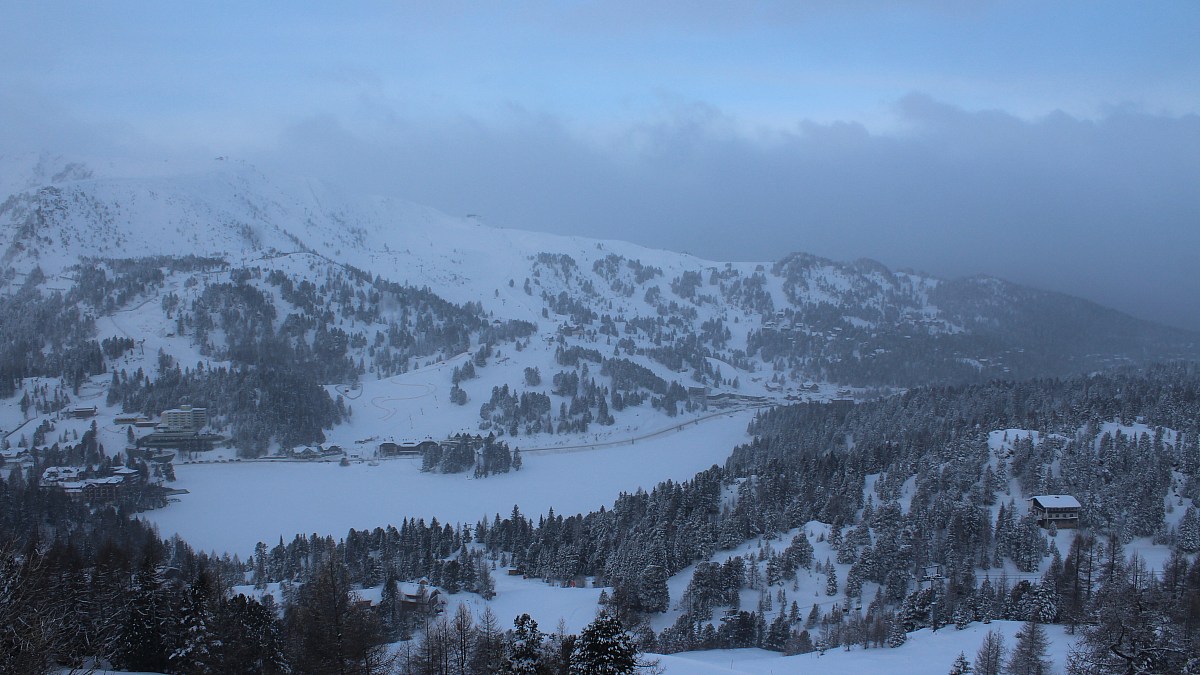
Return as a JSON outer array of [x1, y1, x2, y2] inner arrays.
[[4, 363, 1200, 673]]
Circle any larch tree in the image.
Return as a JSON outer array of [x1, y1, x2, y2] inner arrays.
[[1006, 621, 1051, 675], [974, 628, 1005, 675]]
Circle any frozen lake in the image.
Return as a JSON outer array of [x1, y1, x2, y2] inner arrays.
[[141, 410, 755, 557]]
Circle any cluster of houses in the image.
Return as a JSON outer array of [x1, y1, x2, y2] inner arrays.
[[281, 435, 497, 462], [284, 445, 346, 461], [378, 439, 439, 457], [0, 446, 34, 478], [378, 434, 488, 458], [39, 464, 144, 503], [760, 311, 810, 334]]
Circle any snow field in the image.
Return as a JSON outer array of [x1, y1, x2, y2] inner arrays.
[[141, 410, 756, 557], [653, 620, 1075, 674]]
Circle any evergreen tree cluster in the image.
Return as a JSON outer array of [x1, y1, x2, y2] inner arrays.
[[0, 466, 289, 673], [591, 252, 662, 297], [419, 435, 518, 478], [8, 361, 1200, 670], [397, 608, 650, 675], [110, 355, 343, 456]]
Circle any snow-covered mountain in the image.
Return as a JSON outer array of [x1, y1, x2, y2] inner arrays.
[[4, 154, 1198, 673], [2, 152, 1197, 456], [6, 153, 1195, 362]]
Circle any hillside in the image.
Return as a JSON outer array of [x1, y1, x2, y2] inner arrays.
[[2, 150, 1198, 671], [6, 361, 1199, 673], [2, 153, 1198, 462]]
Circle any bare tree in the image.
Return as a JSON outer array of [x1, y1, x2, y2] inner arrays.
[[470, 605, 505, 674], [450, 603, 475, 675], [0, 542, 79, 674], [1006, 621, 1051, 675], [975, 628, 1006, 675]]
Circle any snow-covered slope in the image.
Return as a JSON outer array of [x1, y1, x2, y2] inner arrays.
[[2, 150, 1198, 448], [4, 152, 1194, 394]]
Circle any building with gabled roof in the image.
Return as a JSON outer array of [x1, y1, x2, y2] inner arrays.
[[1029, 494, 1081, 529]]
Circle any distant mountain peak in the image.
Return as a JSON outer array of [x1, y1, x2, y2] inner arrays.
[[1, 152, 1195, 392]]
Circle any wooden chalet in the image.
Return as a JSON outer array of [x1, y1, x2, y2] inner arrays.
[[1029, 495, 1081, 529]]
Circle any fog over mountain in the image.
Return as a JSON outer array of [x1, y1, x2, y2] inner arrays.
[[253, 97, 1200, 332], [2, 2, 1197, 329]]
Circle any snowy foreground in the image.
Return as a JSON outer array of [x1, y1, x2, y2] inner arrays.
[[67, 621, 1072, 675], [654, 621, 1074, 674]]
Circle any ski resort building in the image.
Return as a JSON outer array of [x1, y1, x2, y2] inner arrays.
[[159, 405, 208, 431], [1029, 495, 1081, 528], [137, 431, 223, 452], [40, 465, 143, 503]]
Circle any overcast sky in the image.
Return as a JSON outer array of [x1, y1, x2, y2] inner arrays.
[[3, 1, 1199, 330]]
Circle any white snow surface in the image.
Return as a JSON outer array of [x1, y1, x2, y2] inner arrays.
[[654, 621, 1075, 674], [142, 411, 754, 557], [53, 621, 1075, 675], [1031, 495, 1081, 509]]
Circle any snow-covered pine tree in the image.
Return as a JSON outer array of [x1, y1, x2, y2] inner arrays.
[[948, 651, 972, 674], [953, 602, 972, 630], [806, 603, 820, 629], [569, 612, 640, 674], [476, 559, 496, 600], [887, 616, 907, 648], [638, 564, 669, 613], [505, 613, 543, 674], [169, 571, 218, 674], [1178, 506, 1200, 552], [115, 553, 171, 672]]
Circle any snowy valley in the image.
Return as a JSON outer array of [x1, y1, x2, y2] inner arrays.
[[3, 154, 1200, 674]]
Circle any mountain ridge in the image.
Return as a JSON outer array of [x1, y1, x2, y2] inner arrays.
[[1, 152, 1196, 413]]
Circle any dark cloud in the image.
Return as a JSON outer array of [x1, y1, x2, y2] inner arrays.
[[256, 95, 1200, 331], [3, 76, 1195, 332]]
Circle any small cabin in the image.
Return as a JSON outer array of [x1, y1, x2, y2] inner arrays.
[[1029, 495, 1081, 529]]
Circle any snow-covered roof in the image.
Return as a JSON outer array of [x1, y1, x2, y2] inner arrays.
[[1031, 495, 1080, 509], [42, 466, 84, 483]]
